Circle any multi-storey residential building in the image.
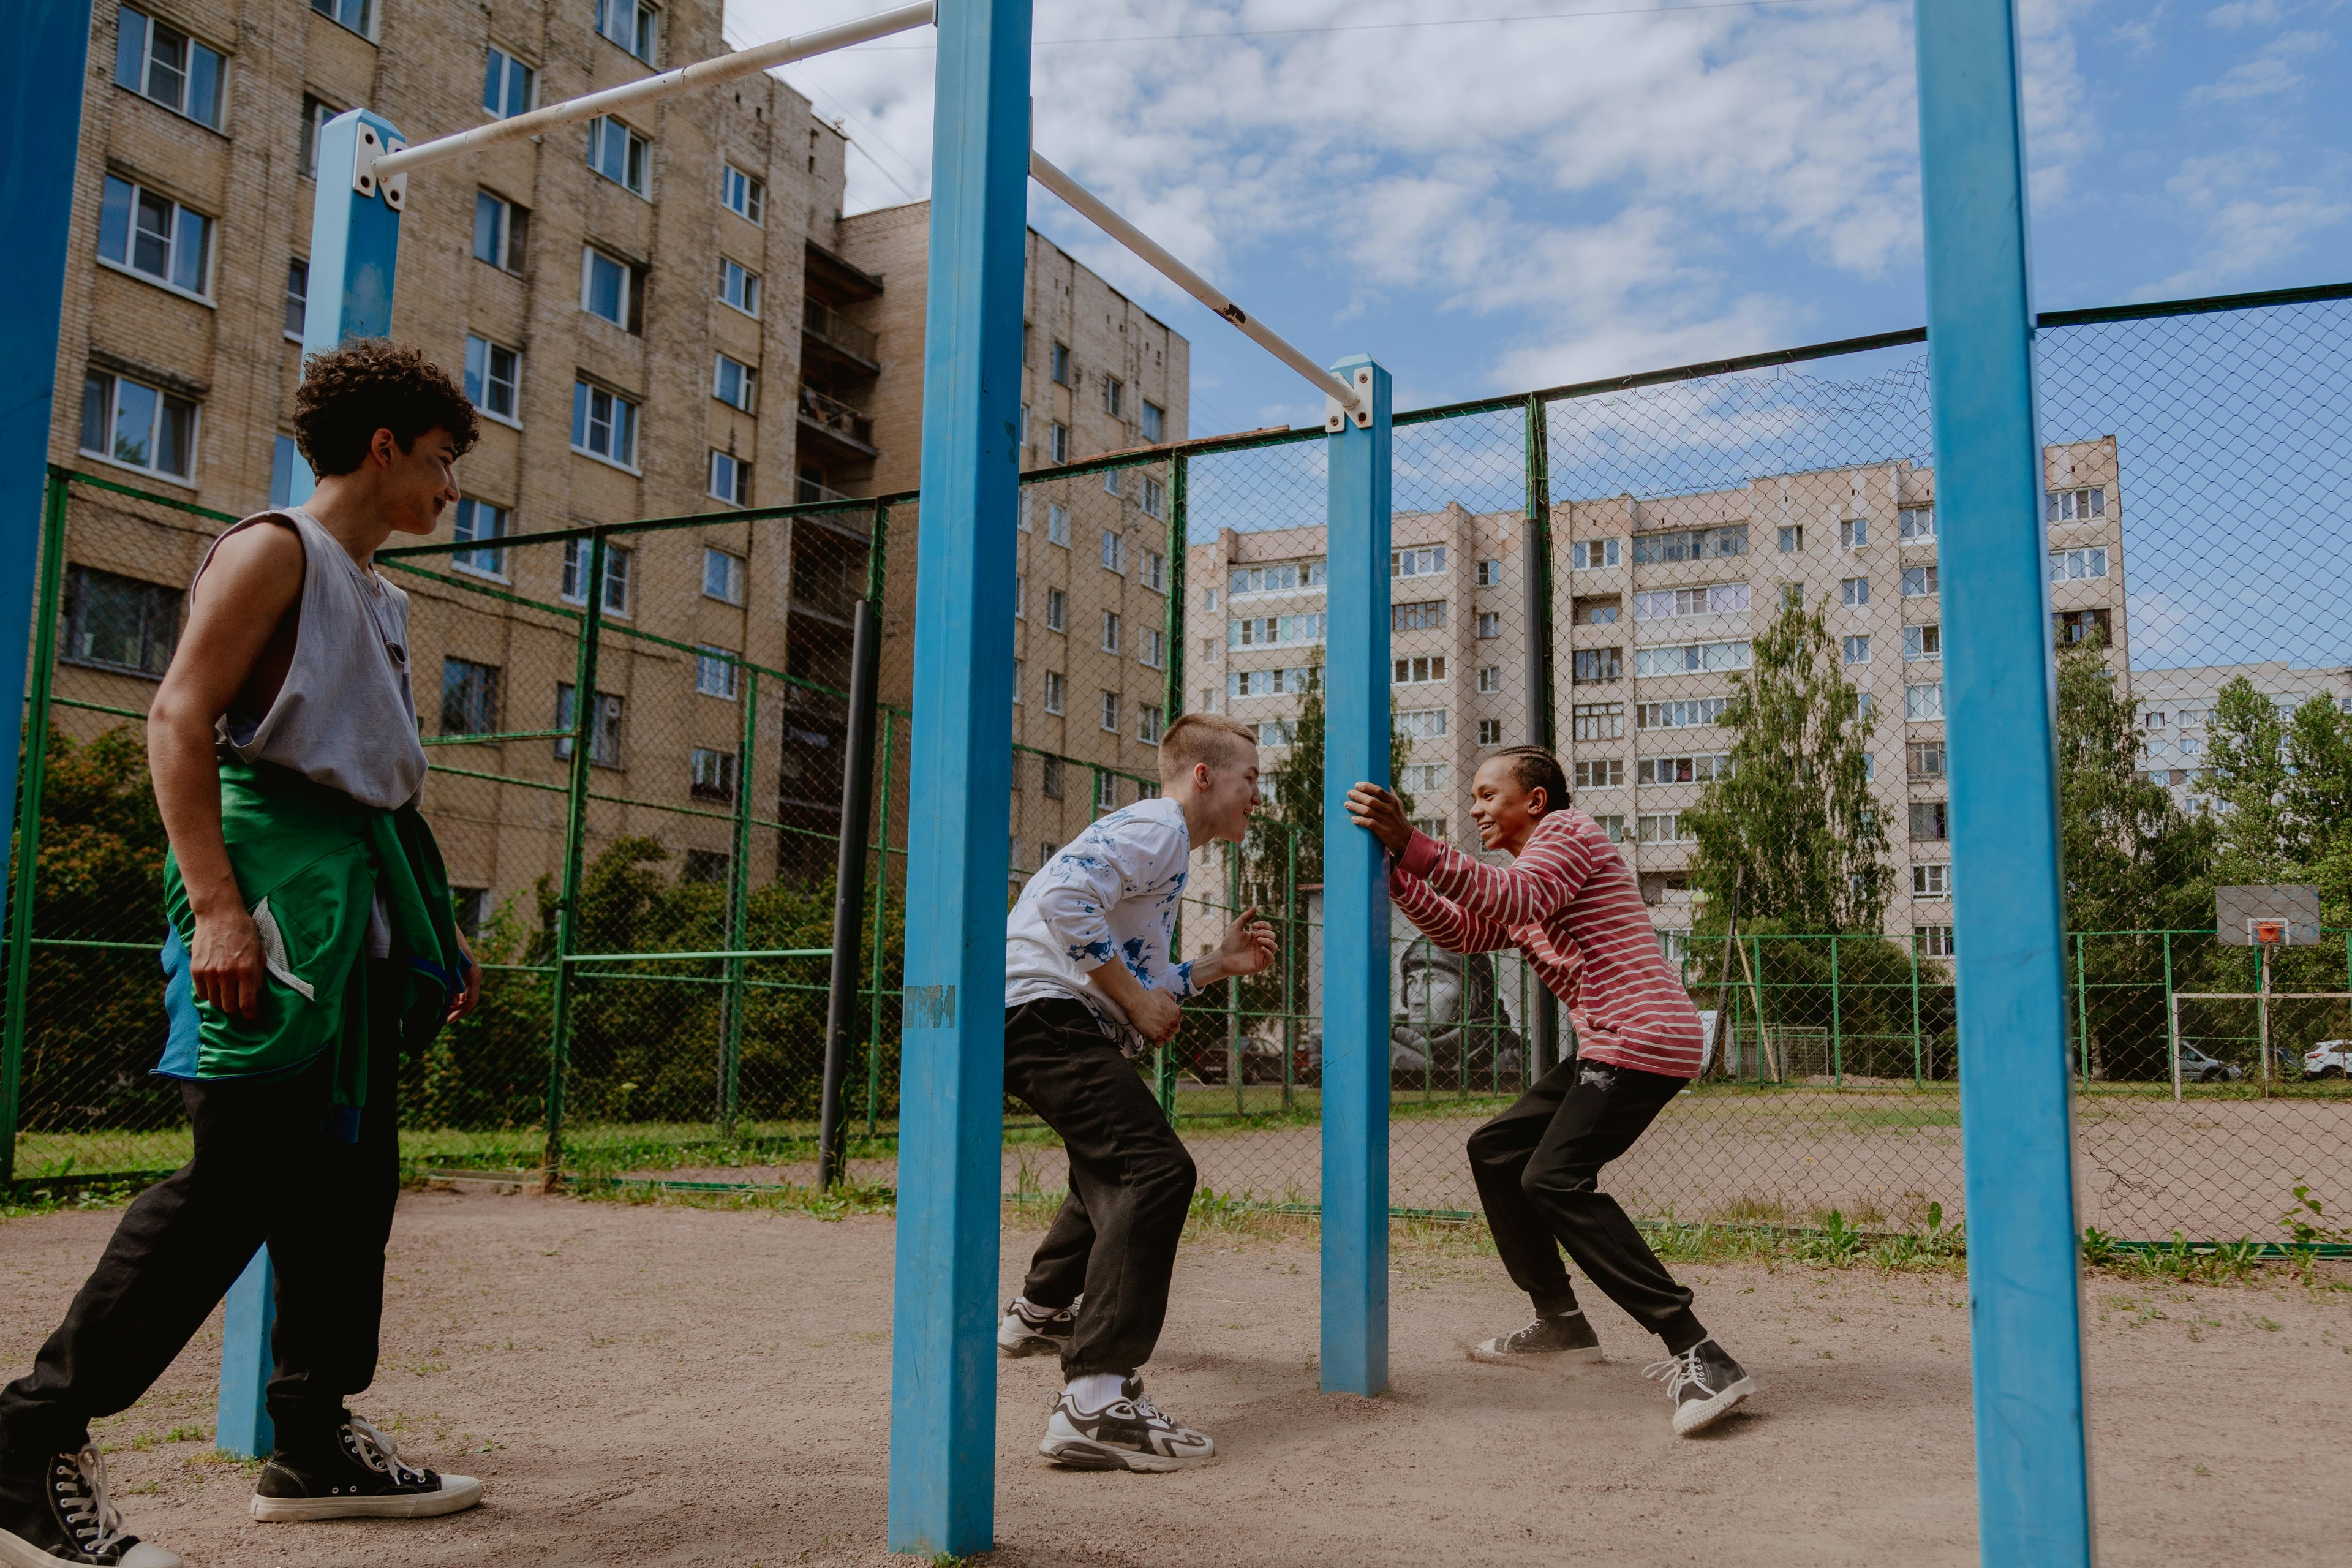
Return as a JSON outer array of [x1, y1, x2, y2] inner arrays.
[[2132, 663, 2352, 813]]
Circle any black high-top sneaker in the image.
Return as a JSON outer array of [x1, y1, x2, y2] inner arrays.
[[1644, 1338, 1757, 1435], [997, 1297, 1079, 1360], [0, 1444, 181, 1567], [248, 1412, 484, 1522], [1038, 1377, 1215, 1473], [1466, 1309, 1603, 1369]]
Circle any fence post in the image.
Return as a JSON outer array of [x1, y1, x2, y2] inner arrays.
[[1910, 931, 1924, 1088], [1321, 353, 1392, 1398], [1830, 934, 1843, 1089], [2162, 930, 2177, 1104], [545, 535, 609, 1183], [1521, 392, 1560, 1080], [717, 667, 758, 1136], [1915, 0, 2094, 1556], [1283, 823, 1297, 1113], [865, 703, 895, 1139], [1, 470, 69, 1183], [886, 0, 1031, 1549], [819, 591, 884, 1186], [1166, 453, 1188, 724], [1227, 842, 1243, 1112], [2073, 931, 2089, 1088]]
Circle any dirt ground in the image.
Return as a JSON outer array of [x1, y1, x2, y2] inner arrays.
[[2, 1188, 2345, 1567]]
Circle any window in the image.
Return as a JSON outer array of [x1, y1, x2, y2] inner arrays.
[[1050, 341, 1070, 385], [1632, 641, 1750, 677], [709, 450, 751, 505], [1140, 629, 1166, 669], [2046, 486, 2106, 522], [1910, 801, 1948, 840], [1476, 559, 1502, 587], [703, 547, 744, 605], [1477, 665, 1501, 693], [1632, 584, 1749, 620], [2055, 608, 2112, 646], [560, 538, 632, 613], [1396, 708, 1449, 739], [1043, 671, 1065, 714], [712, 354, 756, 413], [1139, 703, 1164, 744], [1856, 692, 1877, 720], [452, 497, 509, 578], [1047, 503, 1070, 546], [299, 94, 335, 179], [1904, 625, 1941, 662], [284, 259, 307, 339], [1393, 656, 1447, 684], [1199, 685, 1219, 711], [1393, 600, 1446, 632], [1229, 562, 1325, 594], [1631, 525, 1747, 564], [1840, 518, 1868, 549], [1392, 546, 1447, 577], [1050, 423, 1069, 464], [1842, 635, 1871, 665], [690, 747, 737, 802], [1572, 701, 1625, 741], [1142, 551, 1166, 592], [681, 850, 731, 885], [595, 0, 659, 62], [1636, 697, 1730, 729], [1915, 924, 1955, 957], [1400, 763, 1449, 793], [1099, 692, 1120, 733], [1576, 597, 1619, 625], [1841, 576, 1869, 607], [1778, 525, 1803, 553], [1572, 647, 1623, 686], [482, 43, 536, 119], [570, 381, 639, 468], [1227, 667, 1317, 698], [464, 335, 520, 423], [1142, 401, 1164, 442], [97, 176, 213, 299], [117, 7, 225, 128], [1412, 816, 1449, 841], [1100, 531, 1125, 573], [1045, 588, 1066, 631], [1589, 814, 1627, 843], [1575, 759, 1623, 788], [449, 888, 489, 940], [80, 370, 196, 480], [1254, 720, 1297, 747], [1901, 565, 1939, 598], [1637, 753, 1732, 785], [1638, 813, 1693, 844], [1103, 377, 1125, 418], [1227, 614, 1326, 647], [311, 0, 374, 38], [720, 164, 764, 223], [1905, 682, 1944, 721], [1477, 719, 1504, 746], [62, 566, 179, 676], [1012, 575, 1025, 619], [1780, 582, 1804, 611], [1863, 752, 1877, 782], [2049, 547, 2108, 582], [1909, 740, 1945, 779], [718, 258, 761, 317], [1142, 477, 1166, 519], [581, 247, 642, 331], [587, 116, 649, 197], [1912, 862, 1951, 899], [270, 435, 301, 507], [1571, 540, 1621, 570], [1101, 611, 1121, 654], [1476, 612, 1502, 639], [1041, 756, 1062, 797], [439, 657, 501, 736], [1012, 658, 1024, 701], [554, 685, 622, 766], [1898, 506, 1935, 540], [473, 192, 528, 272]]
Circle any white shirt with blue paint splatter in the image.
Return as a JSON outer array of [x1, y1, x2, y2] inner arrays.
[[1005, 797, 1198, 1049]]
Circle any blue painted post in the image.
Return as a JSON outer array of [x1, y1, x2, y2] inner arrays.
[[0, 3, 98, 1183], [1320, 355, 1392, 1396], [885, 0, 1031, 1554], [214, 1250, 276, 1457], [1913, 3, 2094, 1562]]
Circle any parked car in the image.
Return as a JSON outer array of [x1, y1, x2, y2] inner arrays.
[[2177, 1042, 2244, 1084], [2304, 1040, 2352, 1080]]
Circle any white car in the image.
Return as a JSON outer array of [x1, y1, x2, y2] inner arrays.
[[2304, 1040, 2352, 1080]]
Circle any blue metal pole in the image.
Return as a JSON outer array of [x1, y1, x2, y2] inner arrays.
[[885, 1, 1031, 1554], [1913, 4, 2093, 1562], [214, 1250, 276, 1457], [1320, 355, 1392, 1397]]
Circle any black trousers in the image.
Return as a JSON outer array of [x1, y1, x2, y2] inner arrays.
[[1005, 999, 1197, 1379], [1467, 1056, 1706, 1354], [0, 963, 404, 1466]]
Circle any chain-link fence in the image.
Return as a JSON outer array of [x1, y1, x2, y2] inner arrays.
[[6, 281, 2350, 1246]]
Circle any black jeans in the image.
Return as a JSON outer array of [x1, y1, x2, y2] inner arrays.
[[1466, 1056, 1707, 1354], [0, 963, 404, 1466], [1005, 999, 1197, 1379]]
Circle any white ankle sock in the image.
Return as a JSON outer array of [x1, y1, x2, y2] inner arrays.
[[1065, 1372, 1126, 1411]]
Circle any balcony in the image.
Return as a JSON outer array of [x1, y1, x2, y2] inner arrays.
[[803, 297, 880, 373], [796, 474, 851, 504], [797, 384, 876, 459]]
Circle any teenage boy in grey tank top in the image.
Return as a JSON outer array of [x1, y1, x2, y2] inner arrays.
[[0, 342, 490, 1568]]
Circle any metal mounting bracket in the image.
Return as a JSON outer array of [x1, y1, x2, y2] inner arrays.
[[1325, 366, 1374, 433], [352, 123, 407, 210]]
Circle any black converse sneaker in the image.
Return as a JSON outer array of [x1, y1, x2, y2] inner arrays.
[[0, 1444, 181, 1567], [1038, 1377, 1215, 1472], [997, 1297, 1078, 1359], [1466, 1310, 1603, 1369], [1643, 1339, 1757, 1435], [248, 1412, 484, 1522]]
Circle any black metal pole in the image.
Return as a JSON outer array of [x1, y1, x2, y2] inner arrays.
[[818, 596, 883, 1188]]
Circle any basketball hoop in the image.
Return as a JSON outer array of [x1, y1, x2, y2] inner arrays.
[[2250, 918, 2286, 947], [2217, 886, 2320, 948]]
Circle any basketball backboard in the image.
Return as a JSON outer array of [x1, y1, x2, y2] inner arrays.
[[2216, 885, 2321, 946]]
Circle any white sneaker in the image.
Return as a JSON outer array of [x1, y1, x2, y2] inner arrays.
[[247, 1413, 483, 1521], [1038, 1376, 1215, 1472], [1643, 1340, 1757, 1436], [997, 1298, 1077, 1359], [0, 1444, 181, 1567]]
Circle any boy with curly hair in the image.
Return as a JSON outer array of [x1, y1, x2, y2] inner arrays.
[[0, 341, 491, 1567]]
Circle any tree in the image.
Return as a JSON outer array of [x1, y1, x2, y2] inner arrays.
[[2203, 677, 2296, 884], [2283, 695, 2352, 928], [1685, 595, 1889, 934]]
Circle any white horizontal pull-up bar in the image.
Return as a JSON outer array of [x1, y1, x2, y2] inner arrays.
[[374, 1, 937, 178], [1028, 150, 1362, 412]]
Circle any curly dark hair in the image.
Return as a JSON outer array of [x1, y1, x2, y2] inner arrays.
[[293, 339, 479, 477], [1488, 745, 1569, 813]]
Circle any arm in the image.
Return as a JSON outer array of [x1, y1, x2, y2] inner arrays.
[[1390, 867, 1519, 955], [148, 524, 308, 1020]]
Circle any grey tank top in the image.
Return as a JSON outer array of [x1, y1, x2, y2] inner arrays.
[[198, 508, 428, 811]]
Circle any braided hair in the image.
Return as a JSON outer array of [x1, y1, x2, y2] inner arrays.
[[1487, 745, 1569, 815]]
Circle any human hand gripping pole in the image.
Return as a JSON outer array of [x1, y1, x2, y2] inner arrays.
[[1344, 783, 1412, 859]]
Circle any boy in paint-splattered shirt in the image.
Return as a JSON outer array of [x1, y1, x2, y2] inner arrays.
[[1005, 796, 1197, 1053]]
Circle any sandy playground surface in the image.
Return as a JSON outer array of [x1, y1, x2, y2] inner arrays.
[[1, 1188, 2346, 1567]]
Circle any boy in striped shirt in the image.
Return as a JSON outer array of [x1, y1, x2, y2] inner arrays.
[[1347, 746, 1755, 1436]]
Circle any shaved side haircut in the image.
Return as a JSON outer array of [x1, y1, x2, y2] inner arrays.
[[1159, 712, 1257, 780]]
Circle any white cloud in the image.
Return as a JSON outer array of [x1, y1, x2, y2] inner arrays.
[[2204, 0, 2284, 29], [2143, 147, 2352, 293]]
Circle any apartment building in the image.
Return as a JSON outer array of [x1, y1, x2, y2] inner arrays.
[[2132, 663, 2352, 813]]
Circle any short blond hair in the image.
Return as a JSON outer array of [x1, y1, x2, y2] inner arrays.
[[1159, 712, 1257, 780]]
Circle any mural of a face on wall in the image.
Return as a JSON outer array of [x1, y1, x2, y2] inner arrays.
[[1391, 943, 1526, 1091]]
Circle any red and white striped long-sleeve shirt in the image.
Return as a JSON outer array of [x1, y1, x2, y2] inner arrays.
[[1387, 809, 1705, 1079]]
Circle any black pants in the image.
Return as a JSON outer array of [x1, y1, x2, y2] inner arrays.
[[1005, 1000, 1197, 1379], [0, 965, 404, 1466], [1467, 1056, 1706, 1354]]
